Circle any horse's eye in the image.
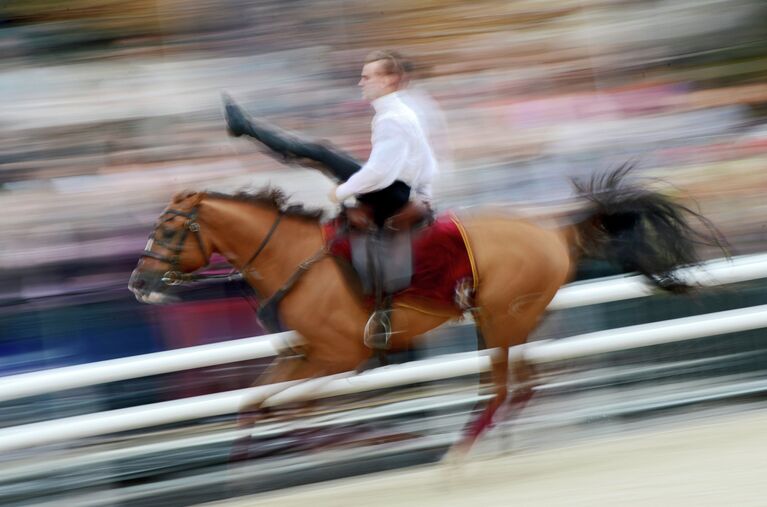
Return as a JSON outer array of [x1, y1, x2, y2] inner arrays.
[[162, 228, 176, 240]]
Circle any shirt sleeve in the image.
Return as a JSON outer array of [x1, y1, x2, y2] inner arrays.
[[335, 118, 409, 202]]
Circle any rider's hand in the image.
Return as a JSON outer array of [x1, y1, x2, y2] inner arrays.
[[328, 186, 341, 204]]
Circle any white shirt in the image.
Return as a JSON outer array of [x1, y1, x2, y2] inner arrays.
[[335, 91, 438, 203], [398, 87, 453, 173]]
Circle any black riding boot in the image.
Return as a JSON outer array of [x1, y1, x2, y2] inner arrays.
[[363, 233, 393, 351], [361, 229, 413, 351], [223, 93, 305, 160]]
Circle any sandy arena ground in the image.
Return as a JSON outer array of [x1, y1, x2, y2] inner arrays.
[[201, 408, 767, 507]]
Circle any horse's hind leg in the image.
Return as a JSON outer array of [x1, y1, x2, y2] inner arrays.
[[452, 326, 512, 456], [459, 340, 509, 452], [451, 305, 544, 456], [496, 353, 537, 436]]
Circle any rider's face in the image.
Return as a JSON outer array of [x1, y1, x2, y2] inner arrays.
[[359, 60, 397, 102]]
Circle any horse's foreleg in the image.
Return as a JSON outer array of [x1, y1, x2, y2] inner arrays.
[[231, 355, 305, 463], [231, 350, 369, 463], [237, 355, 306, 425]]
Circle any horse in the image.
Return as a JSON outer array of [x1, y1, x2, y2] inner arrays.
[[129, 166, 724, 454]]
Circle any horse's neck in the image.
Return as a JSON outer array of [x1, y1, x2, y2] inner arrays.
[[203, 201, 322, 291]]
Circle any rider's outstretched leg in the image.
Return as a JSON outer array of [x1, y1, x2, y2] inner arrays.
[[223, 93, 361, 181]]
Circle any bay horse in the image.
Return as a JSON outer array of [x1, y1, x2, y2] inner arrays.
[[129, 167, 723, 453]]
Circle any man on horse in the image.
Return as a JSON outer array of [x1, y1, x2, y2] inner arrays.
[[224, 50, 442, 349]]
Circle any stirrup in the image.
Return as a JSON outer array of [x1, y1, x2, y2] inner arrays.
[[364, 310, 392, 350]]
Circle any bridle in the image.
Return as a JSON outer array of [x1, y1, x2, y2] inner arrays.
[[140, 203, 325, 333], [141, 205, 286, 287], [141, 207, 207, 285]]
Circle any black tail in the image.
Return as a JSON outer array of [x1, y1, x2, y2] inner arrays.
[[573, 164, 728, 293]]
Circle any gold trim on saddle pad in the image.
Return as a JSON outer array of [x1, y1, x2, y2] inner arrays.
[[393, 213, 478, 317], [449, 213, 478, 291]]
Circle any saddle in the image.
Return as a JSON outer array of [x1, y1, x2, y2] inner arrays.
[[323, 208, 475, 313], [323, 208, 475, 351], [341, 201, 434, 296]]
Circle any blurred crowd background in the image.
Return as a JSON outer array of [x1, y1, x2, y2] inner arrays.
[[1, 0, 766, 387]]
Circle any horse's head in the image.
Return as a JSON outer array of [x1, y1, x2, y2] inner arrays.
[[129, 190, 211, 304]]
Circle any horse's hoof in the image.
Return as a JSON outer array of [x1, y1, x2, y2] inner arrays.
[[442, 440, 470, 466], [440, 443, 470, 487]]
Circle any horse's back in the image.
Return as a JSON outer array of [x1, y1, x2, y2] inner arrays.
[[457, 210, 573, 308]]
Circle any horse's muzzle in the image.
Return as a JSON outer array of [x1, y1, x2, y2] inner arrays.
[[129, 269, 178, 304]]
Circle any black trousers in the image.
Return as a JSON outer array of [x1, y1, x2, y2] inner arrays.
[[247, 123, 411, 226]]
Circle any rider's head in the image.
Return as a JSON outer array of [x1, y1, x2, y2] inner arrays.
[[359, 50, 410, 102]]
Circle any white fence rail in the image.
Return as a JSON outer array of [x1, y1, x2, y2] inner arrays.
[[548, 252, 767, 310], [1, 303, 766, 453], [0, 333, 292, 403], [2, 253, 766, 404]]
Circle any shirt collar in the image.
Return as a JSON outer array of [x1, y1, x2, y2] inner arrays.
[[372, 91, 402, 114]]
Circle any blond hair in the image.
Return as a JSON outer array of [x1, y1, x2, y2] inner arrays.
[[364, 50, 411, 78]]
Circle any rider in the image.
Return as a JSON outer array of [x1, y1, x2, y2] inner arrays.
[[224, 50, 441, 347]]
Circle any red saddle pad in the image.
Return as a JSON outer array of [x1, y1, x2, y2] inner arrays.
[[322, 212, 476, 312]]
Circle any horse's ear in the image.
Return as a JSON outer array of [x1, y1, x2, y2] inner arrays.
[[171, 190, 202, 204]]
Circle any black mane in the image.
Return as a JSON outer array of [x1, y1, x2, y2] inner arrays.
[[206, 187, 325, 220]]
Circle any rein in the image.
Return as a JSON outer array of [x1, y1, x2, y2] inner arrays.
[[240, 209, 285, 280], [142, 204, 327, 332], [230, 208, 329, 332]]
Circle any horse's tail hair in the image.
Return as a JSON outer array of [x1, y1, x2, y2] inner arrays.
[[572, 163, 728, 293]]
